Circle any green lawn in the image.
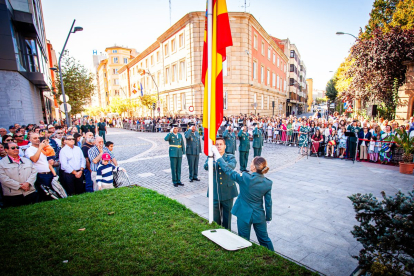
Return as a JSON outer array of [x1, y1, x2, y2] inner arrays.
[[0, 187, 316, 276]]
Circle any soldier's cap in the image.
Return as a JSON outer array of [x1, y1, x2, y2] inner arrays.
[[171, 124, 178, 127], [188, 123, 195, 126], [253, 123, 258, 126]]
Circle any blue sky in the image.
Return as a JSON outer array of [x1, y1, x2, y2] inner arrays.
[[42, 0, 374, 90]]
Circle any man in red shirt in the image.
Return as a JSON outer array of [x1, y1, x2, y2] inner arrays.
[[14, 133, 28, 146]]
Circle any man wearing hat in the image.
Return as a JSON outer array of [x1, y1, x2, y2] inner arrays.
[[238, 126, 250, 172], [165, 124, 185, 187], [252, 123, 264, 157], [185, 123, 201, 182], [222, 125, 236, 155], [8, 125, 16, 136]]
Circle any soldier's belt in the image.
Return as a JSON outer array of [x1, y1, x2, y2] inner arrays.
[[170, 145, 182, 148]]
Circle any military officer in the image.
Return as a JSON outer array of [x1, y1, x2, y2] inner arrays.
[[222, 125, 236, 155], [211, 147, 274, 252], [185, 123, 201, 182], [204, 138, 238, 230], [252, 123, 264, 157], [164, 124, 185, 187], [89, 119, 97, 136], [238, 126, 250, 172], [347, 120, 360, 159]]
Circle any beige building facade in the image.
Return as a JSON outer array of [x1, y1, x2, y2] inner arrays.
[[306, 78, 313, 112], [118, 12, 289, 117]]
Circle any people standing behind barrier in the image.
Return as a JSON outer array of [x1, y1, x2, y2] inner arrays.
[[379, 125, 393, 164], [252, 124, 264, 157], [222, 125, 236, 155], [204, 138, 238, 230], [338, 126, 348, 158], [298, 120, 309, 155], [311, 129, 323, 156], [185, 124, 201, 183], [238, 126, 250, 172], [88, 137, 117, 191], [358, 127, 371, 162], [81, 132, 95, 193], [211, 147, 274, 252], [326, 129, 338, 157], [165, 124, 185, 187]]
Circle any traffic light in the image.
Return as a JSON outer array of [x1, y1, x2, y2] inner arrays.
[[152, 103, 156, 110]]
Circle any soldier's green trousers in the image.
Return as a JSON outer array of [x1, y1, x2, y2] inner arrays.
[[170, 157, 182, 184], [214, 199, 234, 230], [239, 151, 249, 171], [98, 130, 106, 143], [253, 147, 262, 157], [237, 218, 274, 251], [186, 154, 199, 180]]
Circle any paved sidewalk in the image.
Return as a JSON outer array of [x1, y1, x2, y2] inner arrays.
[[107, 128, 413, 276]]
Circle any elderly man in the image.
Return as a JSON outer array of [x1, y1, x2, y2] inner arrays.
[[88, 136, 117, 191], [25, 132, 57, 201], [0, 142, 38, 207], [82, 132, 95, 192], [59, 135, 86, 195], [185, 123, 201, 182]]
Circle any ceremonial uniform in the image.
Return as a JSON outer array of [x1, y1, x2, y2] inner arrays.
[[97, 122, 107, 143], [222, 129, 236, 154], [204, 153, 238, 229], [216, 157, 274, 251], [347, 125, 360, 159], [252, 127, 264, 157], [164, 132, 185, 186], [185, 129, 201, 181], [238, 130, 250, 171]]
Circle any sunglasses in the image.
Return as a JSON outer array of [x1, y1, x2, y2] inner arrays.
[[14, 135, 22, 137], [10, 146, 20, 150], [56, 132, 63, 134], [66, 138, 75, 141], [4, 139, 12, 142]]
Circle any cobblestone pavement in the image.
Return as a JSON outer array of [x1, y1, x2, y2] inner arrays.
[[106, 127, 413, 276]]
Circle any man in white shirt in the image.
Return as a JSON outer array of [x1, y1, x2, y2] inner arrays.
[[59, 135, 86, 195], [25, 133, 56, 202]]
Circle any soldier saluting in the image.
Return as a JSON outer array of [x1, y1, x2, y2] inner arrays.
[[164, 124, 185, 187], [222, 124, 236, 155], [238, 126, 250, 172], [252, 123, 264, 157], [204, 138, 238, 230], [185, 123, 201, 182]]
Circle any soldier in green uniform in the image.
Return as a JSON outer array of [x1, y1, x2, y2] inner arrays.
[[252, 124, 264, 157], [211, 147, 274, 251], [204, 138, 238, 230], [97, 118, 107, 143], [89, 119, 97, 137], [238, 126, 250, 172], [185, 124, 201, 182], [222, 125, 236, 154], [347, 120, 360, 159], [164, 124, 185, 187]]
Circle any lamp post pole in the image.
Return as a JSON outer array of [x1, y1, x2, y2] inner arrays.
[[146, 69, 160, 118], [58, 19, 83, 127], [335, 32, 357, 39]]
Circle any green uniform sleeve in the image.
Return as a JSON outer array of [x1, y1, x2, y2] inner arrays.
[[184, 129, 191, 139], [164, 133, 171, 141], [217, 157, 243, 183], [181, 135, 186, 155], [264, 189, 272, 221]]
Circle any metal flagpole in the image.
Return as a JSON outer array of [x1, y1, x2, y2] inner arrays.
[[207, 0, 214, 224]]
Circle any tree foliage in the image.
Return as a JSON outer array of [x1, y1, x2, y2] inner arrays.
[[348, 190, 414, 275], [325, 78, 338, 102], [140, 95, 157, 109], [55, 51, 95, 115], [334, 57, 354, 94], [390, 0, 414, 30], [346, 27, 414, 106], [361, 0, 401, 39], [107, 97, 140, 115]]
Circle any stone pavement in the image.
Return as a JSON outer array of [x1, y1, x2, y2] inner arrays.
[[106, 127, 413, 276]]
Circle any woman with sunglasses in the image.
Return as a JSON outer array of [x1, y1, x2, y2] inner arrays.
[[2, 135, 14, 144]]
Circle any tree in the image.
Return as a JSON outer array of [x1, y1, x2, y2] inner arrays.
[[361, 0, 401, 39], [140, 95, 157, 110], [390, 0, 414, 30], [334, 57, 355, 95], [346, 27, 414, 107], [55, 52, 95, 115], [325, 78, 338, 102], [107, 97, 140, 115]]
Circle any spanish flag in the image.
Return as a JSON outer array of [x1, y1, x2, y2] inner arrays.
[[202, 0, 233, 156]]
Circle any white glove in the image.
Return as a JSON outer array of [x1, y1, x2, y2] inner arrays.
[[170, 127, 174, 133], [211, 146, 222, 160], [266, 221, 272, 225], [227, 126, 230, 130]]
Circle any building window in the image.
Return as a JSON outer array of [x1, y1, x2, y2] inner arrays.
[[123, 58, 128, 64], [171, 39, 176, 53], [253, 61, 257, 79], [172, 64, 177, 82], [290, 64, 294, 72], [254, 34, 257, 49], [268, 48, 271, 60], [166, 95, 170, 110], [223, 59, 228, 77], [179, 33, 184, 48], [290, 50, 295, 58], [112, 50, 117, 53], [181, 93, 186, 110], [113, 69, 118, 74], [156, 51, 160, 62], [277, 57, 280, 67], [289, 78, 294, 86], [24, 39, 40, 72], [151, 55, 154, 65], [179, 60, 185, 80], [114, 79, 119, 85], [164, 44, 169, 56], [224, 91, 228, 110], [145, 59, 148, 68], [261, 66, 264, 83], [165, 67, 170, 84], [261, 95, 264, 109], [273, 53, 275, 64], [272, 73, 275, 87], [157, 71, 161, 86], [261, 42, 265, 55], [284, 80, 287, 91], [173, 94, 177, 111], [284, 64, 287, 73], [267, 95, 270, 109], [113, 57, 118, 63], [267, 69, 270, 86], [277, 75, 280, 89]]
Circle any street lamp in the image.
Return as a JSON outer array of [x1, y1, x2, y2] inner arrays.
[[138, 69, 160, 118], [335, 32, 357, 39], [58, 19, 83, 127]]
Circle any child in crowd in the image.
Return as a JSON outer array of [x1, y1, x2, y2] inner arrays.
[[368, 136, 380, 163], [267, 124, 273, 143], [105, 141, 114, 152], [96, 153, 125, 190]]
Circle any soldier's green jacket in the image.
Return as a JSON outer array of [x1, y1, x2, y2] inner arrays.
[[204, 154, 238, 201], [164, 133, 186, 157], [238, 130, 250, 151], [347, 125, 361, 136], [252, 127, 264, 148], [222, 129, 236, 153], [216, 157, 272, 224], [184, 129, 201, 155]]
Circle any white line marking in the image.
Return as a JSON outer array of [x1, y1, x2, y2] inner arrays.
[[137, 173, 154, 177]]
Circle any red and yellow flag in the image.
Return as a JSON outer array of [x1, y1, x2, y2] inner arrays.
[[202, 0, 233, 156]]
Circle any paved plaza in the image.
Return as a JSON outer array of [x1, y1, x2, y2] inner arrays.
[[107, 127, 413, 276]]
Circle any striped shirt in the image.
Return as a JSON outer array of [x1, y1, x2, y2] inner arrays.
[[88, 146, 115, 172], [96, 163, 120, 187]]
